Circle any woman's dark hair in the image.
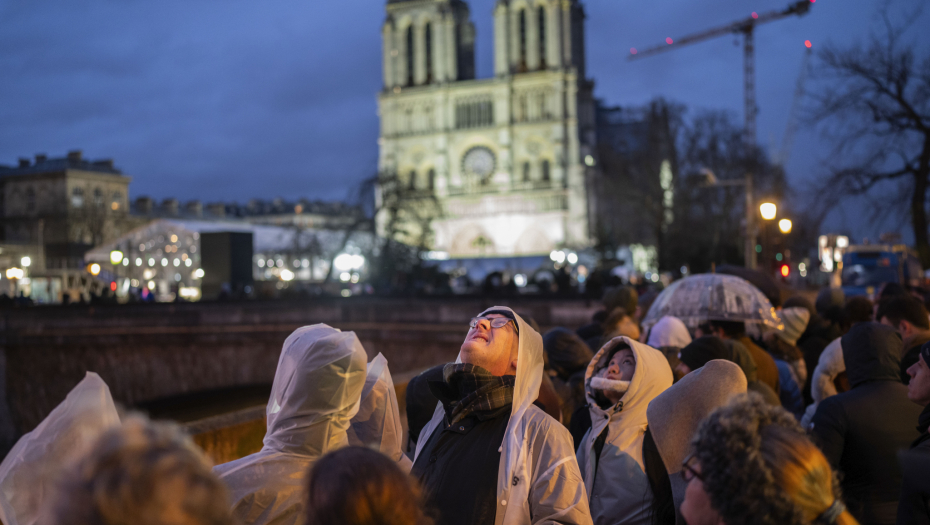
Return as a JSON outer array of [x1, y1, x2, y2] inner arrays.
[[306, 446, 432, 525]]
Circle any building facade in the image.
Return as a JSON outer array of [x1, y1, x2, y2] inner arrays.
[[377, 0, 599, 257]]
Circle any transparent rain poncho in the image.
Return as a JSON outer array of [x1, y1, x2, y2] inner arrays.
[[214, 324, 368, 525], [0, 372, 120, 525], [414, 306, 592, 525], [347, 353, 412, 471]]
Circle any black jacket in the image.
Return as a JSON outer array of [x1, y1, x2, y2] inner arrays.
[[811, 323, 922, 525], [412, 404, 511, 525], [897, 405, 930, 525]]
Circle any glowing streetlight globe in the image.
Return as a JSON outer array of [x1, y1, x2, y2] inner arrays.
[[759, 202, 777, 221], [779, 219, 793, 234], [109, 250, 124, 265], [89, 263, 101, 276]]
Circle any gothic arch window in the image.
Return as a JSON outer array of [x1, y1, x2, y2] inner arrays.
[[408, 170, 417, 190], [518, 9, 528, 72], [541, 160, 551, 182], [406, 26, 415, 86], [93, 187, 104, 207], [425, 23, 433, 84], [522, 162, 531, 182], [538, 6, 547, 69], [427, 169, 435, 191]]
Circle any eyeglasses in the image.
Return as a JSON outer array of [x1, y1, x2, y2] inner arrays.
[[469, 316, 518, 333], [681, 454, 704, 482]]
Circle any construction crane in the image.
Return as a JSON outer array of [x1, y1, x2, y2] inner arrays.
[[776, 42, 813, 166], [629, 0, 814, 146]]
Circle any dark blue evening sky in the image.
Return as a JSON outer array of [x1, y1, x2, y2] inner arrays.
[[1, 0, 927, 240]]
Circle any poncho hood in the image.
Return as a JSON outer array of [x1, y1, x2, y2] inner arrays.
[[264, 324, 368, 456], [347, 353, 411, 471], [841, 322, 903, 388]]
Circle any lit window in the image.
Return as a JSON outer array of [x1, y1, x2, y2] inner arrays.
[[71, 188, 84, 207]]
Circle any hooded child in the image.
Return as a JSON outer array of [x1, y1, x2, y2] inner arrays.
[[412, 307, 592, 525], [214, 324, 368, 525], [576, 336, 674, 525]]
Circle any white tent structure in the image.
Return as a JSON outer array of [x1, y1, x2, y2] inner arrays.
[[85, 219, 373, 301]]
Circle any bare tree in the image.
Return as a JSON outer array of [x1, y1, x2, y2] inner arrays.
[[809, 7, 930, 265]]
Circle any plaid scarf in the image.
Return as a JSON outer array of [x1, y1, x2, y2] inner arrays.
[[432, 363, 515, 425]]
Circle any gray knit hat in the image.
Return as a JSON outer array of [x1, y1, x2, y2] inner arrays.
[[774, 307, 810, 346], [691, 393, 841, 525]]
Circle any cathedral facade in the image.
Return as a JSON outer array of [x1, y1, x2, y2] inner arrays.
[[377, 0, 599, 257]]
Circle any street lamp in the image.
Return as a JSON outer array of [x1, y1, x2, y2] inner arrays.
[[760, 202, 777, 221], [779, 219, 793, 234], [109, 250, 124, 265]]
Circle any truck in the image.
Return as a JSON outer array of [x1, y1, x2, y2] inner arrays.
[[840, 244, 924, 298]]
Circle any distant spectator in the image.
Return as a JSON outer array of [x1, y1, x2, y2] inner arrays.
[[800, 337, 847, 430], [785, 295, 846, 405], [765, 307, 810, 418], [681, 394, 857, 525], [214, 324, 369, 525], [845, 296, 874, 325], [810, 322, 921, 525], [817, 288, 846, 316], [601, 307, 641, 343], [898, 342, 930, 525], [644, 315, 692, 351], [543, 328, 592, 428], [877, 295, 930, 384], [305, 447, 432, 525], [45, 415, 232, 525], [577, 286, 638, 343], [700, 320, 781, 396]]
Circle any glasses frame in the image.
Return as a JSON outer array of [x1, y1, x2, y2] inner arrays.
[[680, 453, 704, 482], [469, 316, 518, 334]]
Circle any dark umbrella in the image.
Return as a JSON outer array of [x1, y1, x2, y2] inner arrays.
[[717, 265, 783, 308]]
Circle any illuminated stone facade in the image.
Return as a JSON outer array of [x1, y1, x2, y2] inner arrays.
[[377, 0, 599, 257]]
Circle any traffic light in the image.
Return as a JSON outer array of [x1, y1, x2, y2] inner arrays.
[[780, 264, 790, 278]]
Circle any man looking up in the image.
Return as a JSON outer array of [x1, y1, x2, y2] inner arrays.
[[412, 307, 592, 525], [877, 295, 930, 384]]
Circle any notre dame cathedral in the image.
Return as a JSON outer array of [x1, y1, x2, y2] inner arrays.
[[377, 0, 600, 258]]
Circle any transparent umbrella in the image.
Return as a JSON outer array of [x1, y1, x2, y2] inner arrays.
[[641, 273, 783, 331]]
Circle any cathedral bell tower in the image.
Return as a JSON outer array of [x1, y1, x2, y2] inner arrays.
[[383, 0, 476, 89], [493, 0, 586, 78]]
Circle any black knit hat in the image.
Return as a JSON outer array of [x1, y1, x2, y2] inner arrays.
[[678, 336, 730, 371]]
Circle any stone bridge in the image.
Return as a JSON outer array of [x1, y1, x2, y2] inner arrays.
[[0, 297, 598, 460]]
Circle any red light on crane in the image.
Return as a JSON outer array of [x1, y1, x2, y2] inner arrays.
[[110, 281, 117, 291], [630, 47, 638, 55], [752, 12, 759, 19], [666, 37, 674, 45], [804, 40, 812, 48], [780, 264, 790, 278]]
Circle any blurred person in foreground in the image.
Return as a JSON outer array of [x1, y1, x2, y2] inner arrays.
[[43, 414, 233, 525], [305, 446, 431, 525], [680, 394, 858, 525], [877, 296, 930, 385], [575, 336, 673, 525], [214, 324, 368, 525], [645, 360, 747, 525], [810, 322, 921, 525], [764, 307, 811, 418], [411, 307, 591, 525], [897, 342, 930, 525]]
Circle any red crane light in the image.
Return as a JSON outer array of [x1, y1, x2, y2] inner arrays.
[[780, 264, 790, 278], [110, 281, 117, 291], [666, 37, 674, 45], [752, 12, 759, 19], [630, 47, 638, 55], [804, 40, 812, 48]]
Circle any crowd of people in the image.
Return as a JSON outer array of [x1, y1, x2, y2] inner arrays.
[[2, 281, 930, 525]]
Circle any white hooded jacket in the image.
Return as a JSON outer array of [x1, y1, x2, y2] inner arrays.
[[347, 352, 412, 472], [414, 306, 593, 525], [576, 337, 674, 525], [800, 336, 845, 430], [0, 372, 119, 525], [214, 324, 368, 525]]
